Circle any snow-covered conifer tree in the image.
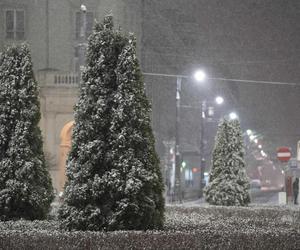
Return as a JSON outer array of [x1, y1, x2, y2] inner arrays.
[[204, 119, 250, 206], [0, 44, 54, 220], [59, 15, 164, 231]]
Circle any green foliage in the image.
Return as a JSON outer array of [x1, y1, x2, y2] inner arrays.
[[59, 15, 164, 231], [0, 44, 54, 220], [204, 119, 250, 206]]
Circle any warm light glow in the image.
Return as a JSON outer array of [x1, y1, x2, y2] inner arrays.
[[194, 70, 206, 82], [229, 112, 238, 120], [215, 96, 224, 105], [192, 167, 198, 173]]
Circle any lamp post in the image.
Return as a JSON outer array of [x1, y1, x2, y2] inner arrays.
[[199, 101, 206, 198], [175, 76, 182, 203], [78, 4, 87, 73], [199, 96, 224, 197], [143, 71, 206, 203]]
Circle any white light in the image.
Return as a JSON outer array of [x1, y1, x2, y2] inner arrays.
[[281, 170, 284, 175], [261, 150, 267, 157], [246, 129, 252, 136], [215, 96, 224, 105], [258, 144, 262, 149], [229, 112, 238, 120], [194, 70, 206, 82], [254, 139, 258, 144], [249, 135, 255, 141], [80, 4, 87, 12], [204, 172, 209, 176]]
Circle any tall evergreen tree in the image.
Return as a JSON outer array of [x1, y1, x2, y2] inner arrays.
[[204, 119, 250, 206], [59, 15, 164, 231], [0, 44, 54, 220]]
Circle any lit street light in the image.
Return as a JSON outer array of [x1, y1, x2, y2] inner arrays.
[[249, 135, 256, 141], [246, 129, 253, 136], [215, 96, 224, 105], [199, 96, 225, 197], [144, 70, 206, 202], [175, 70, 206, 202], [194, 70, 206, 82], [229, 112, 238, 120], [80, 4, 87, 12]]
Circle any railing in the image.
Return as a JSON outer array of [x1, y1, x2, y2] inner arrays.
[[37, 71, 80, 87]]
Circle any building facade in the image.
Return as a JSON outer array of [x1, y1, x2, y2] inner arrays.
[[0, 0, 145, 194]]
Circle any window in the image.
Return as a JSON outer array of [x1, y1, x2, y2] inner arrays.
[[75, 11, 94, 40], [5, 9, 25, 40]]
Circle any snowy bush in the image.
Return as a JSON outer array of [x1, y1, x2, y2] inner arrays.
[[0, 44, 54, 220], [1, 206, 300, 249], [59, 15, 164, 231], [204, 119, 250, 206]]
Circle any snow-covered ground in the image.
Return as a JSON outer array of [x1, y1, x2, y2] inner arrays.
[[1, 204, 300, 249]]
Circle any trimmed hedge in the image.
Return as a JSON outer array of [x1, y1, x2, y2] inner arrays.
[[0, 205, 300, 249], [1, 230, 300, 250]]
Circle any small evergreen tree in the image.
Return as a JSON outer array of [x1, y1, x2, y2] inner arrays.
[[0, 44, 54, 220], [59, 15, 164, 231], [204, 119, 250, 206]]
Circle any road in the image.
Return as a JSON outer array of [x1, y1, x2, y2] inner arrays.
[[176, 189, 286, 206]]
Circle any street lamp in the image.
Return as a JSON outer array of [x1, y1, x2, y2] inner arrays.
[[215, 96, 224, 105], [143, 70, 207, 202], [175, 76, 182, 203], [174, 70, 206, 202], [199, 96, 225, 197], [249, 135, 255, 141], [194, 70, 207, 82], [229, 112, 238, 120], [78, 4, 87, 73], [80, 4, 87, 12], [246, 129, 253, 136]]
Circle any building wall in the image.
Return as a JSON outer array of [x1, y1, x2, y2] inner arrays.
[[0, 0, 144, 193], [0, 0, 143, 71], [39, 83, 78, 192], [0, 0, 48, 70]]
